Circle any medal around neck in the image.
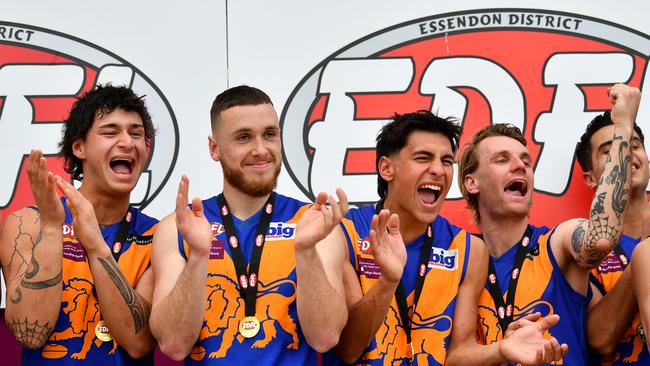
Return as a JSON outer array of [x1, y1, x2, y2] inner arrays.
[[239, 316, 261, 338]]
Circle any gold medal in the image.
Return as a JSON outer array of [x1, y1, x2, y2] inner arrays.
[[239, 316, 260, 338], [95, 320, 113, 342]]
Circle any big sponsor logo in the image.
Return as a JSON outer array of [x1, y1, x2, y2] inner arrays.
[[0, 22, 179, 220], [281, 9, 650, 228]]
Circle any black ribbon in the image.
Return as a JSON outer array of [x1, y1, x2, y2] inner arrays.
[[486, 226, 533, 333], [218, 193, 276, 317], [375, 200, 433, 352]]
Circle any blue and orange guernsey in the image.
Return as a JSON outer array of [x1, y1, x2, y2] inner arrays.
[[332, 204, 470, 366], [476, 225, 591, 366], [23, 200, 157, 366], [180, 193, 357, 365], [589, 234, 648, 365]]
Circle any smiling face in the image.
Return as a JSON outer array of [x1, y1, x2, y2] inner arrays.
[[72, 107, 148, 197], [209, 103, 282, 197], [380, 130, 454, 225], [464, 135, 533, 220], [584, 124, 649, 193]]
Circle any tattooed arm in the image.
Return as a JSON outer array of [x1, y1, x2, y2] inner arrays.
[[55, 177, 155, 358], [0, 151, 64, 349], [554, 85, 640, 273]]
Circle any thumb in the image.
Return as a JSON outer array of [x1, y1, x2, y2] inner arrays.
[[537, 314, 560, 331], [313, 191, 328, 210]]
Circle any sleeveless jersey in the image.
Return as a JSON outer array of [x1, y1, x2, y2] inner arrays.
[[589, 234, 647, 365], [326, 204, 470, 366], [22, 200, 157, 366], [180, 193, 357, 366], [476, 225, 591, 366]]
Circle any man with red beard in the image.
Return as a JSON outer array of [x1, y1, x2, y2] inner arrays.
[[456, 84, 640, 365], [575, 111, 650, 365], [149, 85, 352, 365], [1, 85, 158, 365], [327, 110, 566, 366]]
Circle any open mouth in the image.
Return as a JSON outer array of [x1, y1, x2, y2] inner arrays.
[[504, 179, 528, 197], [417, 184, 442, 205], [109, 157, 134, 175]]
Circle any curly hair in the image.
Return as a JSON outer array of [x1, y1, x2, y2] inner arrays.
[[58, 84, 154, 181]]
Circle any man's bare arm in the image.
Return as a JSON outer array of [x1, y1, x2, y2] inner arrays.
[[2, 151, 65, 349], [150, 176, 212, 361]]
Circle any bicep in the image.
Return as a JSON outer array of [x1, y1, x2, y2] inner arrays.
[[0, 209, 40, 281], [151, 214, 186, 305]]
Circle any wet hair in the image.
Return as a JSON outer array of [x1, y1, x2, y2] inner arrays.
[[210, 85, 273, 131], [458, 123, 526, 223], [58, 84, 154, 181], [375, 110, 462, 199], [575, 110, 645, 172]]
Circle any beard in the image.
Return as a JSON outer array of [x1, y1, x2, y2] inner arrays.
[[221, 158, 281, 197]]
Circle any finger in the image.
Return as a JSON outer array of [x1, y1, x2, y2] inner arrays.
[[328, 194, 341, 223], [335, 188, 349, 216], [26, 150, 41, 182], [313, 191, 328, 210], [537, 314, 560, 331], [542, 339, 553, 363], [176, 175, 189, 216], [387, 213, 400, 235], [560, 343, 569, 359], [191, 197, 204, 218], [549, 337, 562, 361], [368, 228, 378, 254], [377, 209, 390, 233], [36, 155, 49, 189]]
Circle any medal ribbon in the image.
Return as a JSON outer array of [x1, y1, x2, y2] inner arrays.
[[218, 192, 275, 318], [486, 225, 533, 333], [110, 206, 134, 263], [375, 200, 433, 356], [613, 243, 629, 268]]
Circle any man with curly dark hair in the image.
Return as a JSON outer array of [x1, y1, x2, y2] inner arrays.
[[1, 84, 158, 365]]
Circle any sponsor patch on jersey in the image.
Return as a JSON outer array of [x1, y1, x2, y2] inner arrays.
[[265, 222, 296, 241], [358, 257, 381, 279], [428, 248, 458, 271], [210, 239, 225, 259], [356, 238, 372, 254], [63, 239, 87, 262], [597, 253, 625, 274], [210, 222, 225, 236]]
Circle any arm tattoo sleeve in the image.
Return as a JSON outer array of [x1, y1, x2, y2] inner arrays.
[[97, 255, 151, 334], [7, 317, 53, 349]]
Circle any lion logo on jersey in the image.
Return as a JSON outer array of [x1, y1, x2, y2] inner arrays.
[[45, 278, 116, 360], [361, 305, 452, 364], [478, 300, 559, 364], [191, 273, 299, 360]]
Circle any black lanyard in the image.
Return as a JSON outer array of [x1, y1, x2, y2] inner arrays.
[[613, 244, 629, 268], [218, 193, 275, 317], [375, 201, 433, 354], [109, 207, 134, 263], [486, 226, 533, 333]]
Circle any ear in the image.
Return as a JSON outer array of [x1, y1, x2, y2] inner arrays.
[[208, 135, 220, 162], [72, 139, 86, 160], [582, 171, 597, 189], [378, 156, 395, 183], [464, 173, 479, 195]]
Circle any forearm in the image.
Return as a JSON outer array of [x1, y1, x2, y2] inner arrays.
[[87, 248, 154, 358], [579, 125, 632, 267], [446, 341, 506, 366], [295, 246, 347, 352], [150, 252, 209, 360], [335, 276, 398, 363], [4, 223, 63, 348], [588, 268, 637, 355]]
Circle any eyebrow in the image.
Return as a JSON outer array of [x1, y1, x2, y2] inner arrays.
[[98, 122, 144, 129]]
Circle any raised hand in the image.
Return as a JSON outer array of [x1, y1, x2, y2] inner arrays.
[[175, 176, 212, 257], [500, 313, 568, 365], [369, 209, 406, 284], [26, 150, 65, 228], [295, 188, 348, 251], [54, 176, 105, 255], [609, 83, 641, 130]]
